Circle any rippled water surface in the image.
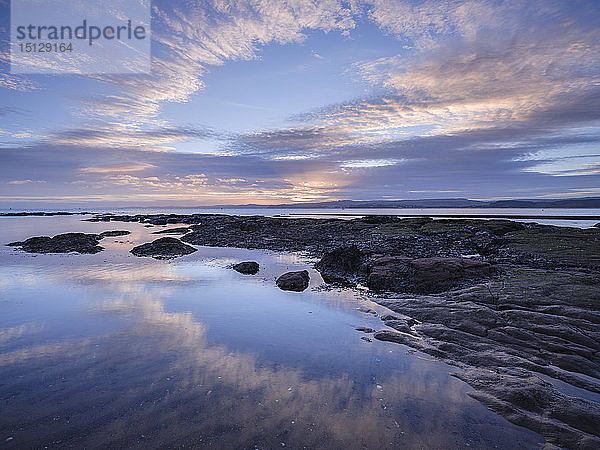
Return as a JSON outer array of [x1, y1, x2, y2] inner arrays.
[[0, 216, 543, 448]]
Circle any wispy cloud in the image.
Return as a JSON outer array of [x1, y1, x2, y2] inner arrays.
[[2, 0, 600, 204]]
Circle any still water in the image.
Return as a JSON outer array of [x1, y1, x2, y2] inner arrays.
[[0, 216, 543, 448], [3, 207, 600, 228]]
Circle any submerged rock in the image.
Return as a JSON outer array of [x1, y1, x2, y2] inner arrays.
[[454, 369, 600, 449], [99, 230, 131, 237], [276, 270, 309, 291], [130, 237, 196, 259], [7, 233, 103, 254], [233, 261, 260, 274], [368, 256, 495, 293]]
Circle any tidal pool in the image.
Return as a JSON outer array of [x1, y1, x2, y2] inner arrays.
[[0, 216, 543, 448]]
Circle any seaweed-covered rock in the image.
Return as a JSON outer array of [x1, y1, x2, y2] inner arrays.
[[130, 237, 196, 259], [233, 261, 260, 274], [7, 233, 103, 254], [276, 270, 309, 291]]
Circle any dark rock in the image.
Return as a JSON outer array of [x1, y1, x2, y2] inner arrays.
[[367, 256, 495, 293], [99, 230, 131, 237], [454, 369, 600, 448], [276, 270, 309, 291], [315, 246, 363, 284], [152, 227, 190, 235], [374, 329, 417, 345], [367, 256, 413, 292], [130, 237, 197, 259], [355, 326, 375, 333], [480, 219, 527, 236], [8, 233, 103, 254], [384, 320, 415, 334], [233, 261, 260, 275], [361, 336, 372, 342], [398, 217, 434, 227], [358, 215, 400, 224], [380, 314, 401, 321], [148, 217, 168, 225], [86, 213, 600, 270]]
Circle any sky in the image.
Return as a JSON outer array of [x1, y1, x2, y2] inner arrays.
[[1, 0, 600, 207]]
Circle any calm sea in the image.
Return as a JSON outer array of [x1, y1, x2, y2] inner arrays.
[[3, 207, 599, 228]]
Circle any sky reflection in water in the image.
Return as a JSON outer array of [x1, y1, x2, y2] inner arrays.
[[0, 216, 543, 448]]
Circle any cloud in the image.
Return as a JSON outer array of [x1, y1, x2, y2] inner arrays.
[[2, 0, 600, 204], [52, 0, 358, 147], [8, 179, 47, 184], [80, 164, 156, 173]]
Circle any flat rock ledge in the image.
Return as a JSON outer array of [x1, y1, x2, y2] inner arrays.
[[276, 270, 309, 291], [233, 261, 260, 274], [152, 227, 191, 235], [7, 233, 104, 254], [373, 267, 600, 449], [99, 230, 131, 237], [130, 237, 197, 259], [368, 256, 495, 293], [315, 246, 495, 294]]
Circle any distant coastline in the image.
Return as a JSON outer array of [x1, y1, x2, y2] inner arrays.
[[167, 196, 600, 209]]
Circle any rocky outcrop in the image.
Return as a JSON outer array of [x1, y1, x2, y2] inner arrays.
[[368, 256, 495, 293], [89, 213, 600, 270], [374, 268, 600, 449], [233, 261, 260, 274], [276, 270, 309, 291], [315, 246, 363, 284], [99, 230, 131, 237], [7, 233, 104, 254], [130, 237, 196, 259]]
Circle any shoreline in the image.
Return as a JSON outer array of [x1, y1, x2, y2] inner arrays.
[[4, 213, 600, 448]]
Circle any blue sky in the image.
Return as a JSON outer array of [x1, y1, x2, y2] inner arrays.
[[1, 0, 600, 207]]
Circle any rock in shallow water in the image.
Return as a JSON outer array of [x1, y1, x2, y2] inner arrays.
[[152, 227, 191, 235], [233, 261, 260, 274], [276, 270, 309, 291], [355, 326, 375, 333], [99, 230, 131, 237], [7, 233, 104, 254], [130, 237, 196, 259]]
